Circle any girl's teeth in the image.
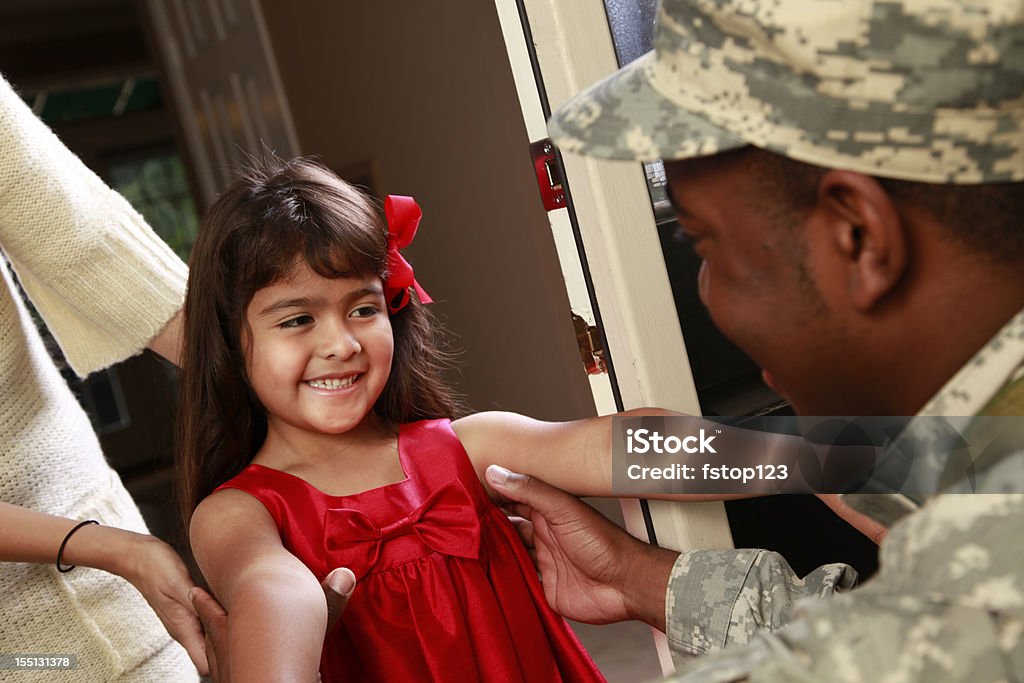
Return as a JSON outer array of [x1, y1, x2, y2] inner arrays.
[[308, 376, 357, 389]]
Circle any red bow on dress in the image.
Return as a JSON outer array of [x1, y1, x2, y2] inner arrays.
[[323, 479, 480, 577], [384, 195, 433, 314]]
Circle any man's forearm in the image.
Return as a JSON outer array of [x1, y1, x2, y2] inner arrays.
[[623, 540, 680, 632], [664, 549, 856, 660]]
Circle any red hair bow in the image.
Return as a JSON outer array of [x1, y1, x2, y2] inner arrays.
[[384, 195, 432, 314]]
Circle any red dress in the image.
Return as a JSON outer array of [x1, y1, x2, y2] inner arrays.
[[218, 419, 605, 682]]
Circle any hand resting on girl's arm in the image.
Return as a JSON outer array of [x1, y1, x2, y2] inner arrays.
[[190, 489, 328, 683]]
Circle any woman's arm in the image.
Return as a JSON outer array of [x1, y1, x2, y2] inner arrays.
[[147, 309, 183, 365], [0, 501, 208, 672], [190, 490, 328, 683]]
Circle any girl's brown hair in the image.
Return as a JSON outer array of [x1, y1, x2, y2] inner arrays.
[[177, 156, 458, 526]]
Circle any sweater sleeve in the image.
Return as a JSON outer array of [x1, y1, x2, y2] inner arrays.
[[0, 75, 187, 377]]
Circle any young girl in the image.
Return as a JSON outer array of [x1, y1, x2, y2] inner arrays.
[[177, 157, 668, 681]]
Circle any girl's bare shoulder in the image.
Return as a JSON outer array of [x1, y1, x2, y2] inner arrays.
[[190, 488, 279, 551]]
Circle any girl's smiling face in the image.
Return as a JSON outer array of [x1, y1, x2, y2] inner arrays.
[[244, 262, 394, 443]]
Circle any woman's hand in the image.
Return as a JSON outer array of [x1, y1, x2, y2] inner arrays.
[[0, 504, 208, 673], [117, 533, 209, 675]]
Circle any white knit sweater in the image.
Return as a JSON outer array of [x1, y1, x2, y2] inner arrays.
[[0, 76, 197, 681]]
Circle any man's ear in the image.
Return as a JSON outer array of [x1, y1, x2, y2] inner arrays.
[[816, 170, 908, 311]]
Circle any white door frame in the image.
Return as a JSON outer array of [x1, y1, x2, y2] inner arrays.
[[495, 0, 735, 673]]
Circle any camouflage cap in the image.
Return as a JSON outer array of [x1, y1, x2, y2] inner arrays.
[[548, 0, 1024, 183]]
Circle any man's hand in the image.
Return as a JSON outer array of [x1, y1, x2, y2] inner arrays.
[[191, 568, 356, 682], [321, 568, 357, 627], [486, 465, 678, 630]]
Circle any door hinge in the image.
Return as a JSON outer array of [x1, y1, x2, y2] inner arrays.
[[573, 313, 607, 375]]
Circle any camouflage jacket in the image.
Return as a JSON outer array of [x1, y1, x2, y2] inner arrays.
[[663, 309, 1024, 682]]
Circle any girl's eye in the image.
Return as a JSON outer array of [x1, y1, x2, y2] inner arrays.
[[351, 305, 379, 318], [280, 315, 314, 328]]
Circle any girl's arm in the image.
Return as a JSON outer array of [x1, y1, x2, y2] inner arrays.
[[453, 411, 887, 542], [453, 408, 687, 498], [190, 490, 328, 683]]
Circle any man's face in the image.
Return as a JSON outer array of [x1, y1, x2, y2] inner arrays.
[[663, 150, 856, 415]]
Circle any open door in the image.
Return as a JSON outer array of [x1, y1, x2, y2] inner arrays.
[[494, 0, 737, 673]]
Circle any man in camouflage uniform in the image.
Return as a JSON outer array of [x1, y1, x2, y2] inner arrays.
[[486, 0, 1024, 680]]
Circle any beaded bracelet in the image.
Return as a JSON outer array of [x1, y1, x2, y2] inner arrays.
[[56, 520, 99, 573]]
